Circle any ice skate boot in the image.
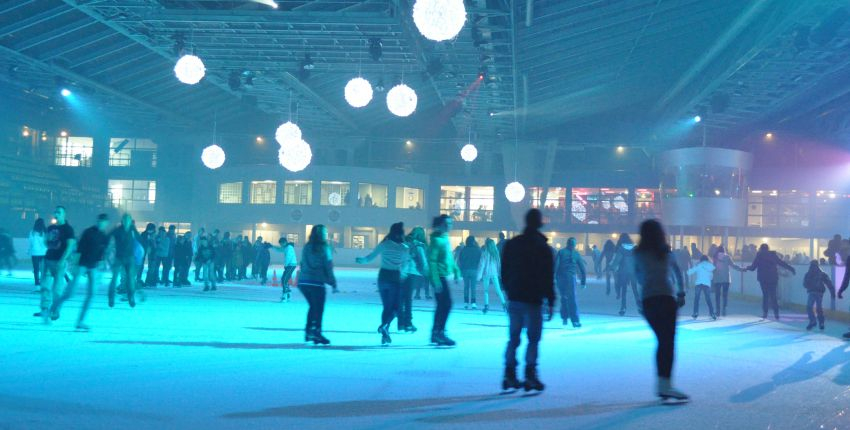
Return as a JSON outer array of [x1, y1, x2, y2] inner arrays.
[[502, 368, 521, 391], [379, 325, 392, 346], [524, 368, 545, 392], [433, 331, 456, 347], [657, 377, 689, 403]]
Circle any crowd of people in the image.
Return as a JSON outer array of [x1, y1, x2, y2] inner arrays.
[[12, 204, 850, 401]]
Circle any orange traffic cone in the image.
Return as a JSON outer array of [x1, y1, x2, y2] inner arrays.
[[271, 270, 279, 287]]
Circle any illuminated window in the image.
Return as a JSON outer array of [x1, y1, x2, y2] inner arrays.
[[250, 181, 277, 204], [160, 222, 192, 235], [284, 181, 312, 205], [358, 183, 388, 208], [108, 138, 157, 167], [468, 186, 494, 222], [396, 187, 424, 210], [54, 136, 93, 167], [439, 186, 493, 222], [571, 188, 629, 224], [635, 188, 661, 221], [108, 179, 156, 211], [440, 186, 467, 221], [530, 187, 567, 223], [320, 181, 351, 206], [219, 182, 242, 204]]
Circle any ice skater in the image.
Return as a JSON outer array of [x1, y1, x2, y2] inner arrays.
[[477, 238, 505, 314], [196, 236, 216, 291], [601, 239, 615, 294], [458, 236, 482, 310], [28, 218, 47, 291], [745, 244, 796, 320], [612, 234, 640, 316], [276, 238, 298, 302], [428, 215, 460, 347], [687, 255, 716, 320], [554, 237, 586, 327], [501, 209, 554, 392], [711, 246, 742, 317], [399, 227, 428, 332], [52, 214, 110, 330], [34, 206, 75, 324], [356, 222, 409, 346], [299, 225, 337, 345], [633, 219, 689, 403], [107, 214, 141, 308], [803, 260, 834, 331]]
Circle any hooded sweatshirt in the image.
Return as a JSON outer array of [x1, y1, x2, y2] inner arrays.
[[428, 232, 460, 286], [687, 260, 716, 286], [611, 243, 636, 275]]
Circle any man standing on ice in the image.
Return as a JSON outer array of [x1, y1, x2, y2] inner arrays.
[[500, 209, 554, 392]]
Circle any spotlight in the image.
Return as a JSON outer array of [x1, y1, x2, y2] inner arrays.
[[243, 71, 254, 90], [261, 222, 268, 228], [405, 140, 414, 147], [22, 126, 30, 137], [374, 79, 386, 93], [714, 189, 721, 196], [41, 131, 47, 141], [616, 146, 625, 154], [693, 115, 702, 123], [764, 132, 774, 141], [369, 38, 383, 62], [59, 130, 68, 137], [256, 136, 264, 144], [477, 67, 486, 80], [60, 88, 71, 97], [302, 54, 315, 70]]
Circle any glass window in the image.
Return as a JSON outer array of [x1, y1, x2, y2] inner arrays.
[[108, 179, 156, 211], [250, 181, 277, 204], [54, 136, 93, 167], [108, 138, 157, 167], [571, 188, 629, 224], [814, 190, 842, 230], [219, 182, 242, 204], [440, 186, 467, 221], [321, 181, 351, 206], [396, 187, 424, 210], [284, 180, 313, 205], [160, 222, 192, 235], [635, 188, 661, 221], [530, 187, 567, 223], [468, 186, 494, 222], [358, 183, 388, 208]]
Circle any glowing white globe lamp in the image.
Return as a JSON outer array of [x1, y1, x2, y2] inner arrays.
[[413, 0, 467, 42], [278, 139, 313, 172], [201, 144, 225, 169], [460, 143, 478, 162], [386, 84, 418, 117], [275, 121, 302, 146], [505, 181, 526, 203], [344, 77, 373, 108], [174, 54, 206, 85]]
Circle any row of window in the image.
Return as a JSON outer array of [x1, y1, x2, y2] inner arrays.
[[53, 136, 157, 168], [218, 180, 425, 209]]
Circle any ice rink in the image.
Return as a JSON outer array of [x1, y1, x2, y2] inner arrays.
[[1, 266, 849, 430]]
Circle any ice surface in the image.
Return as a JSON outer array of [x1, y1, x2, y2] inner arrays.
[[0, 266, 849, 430]]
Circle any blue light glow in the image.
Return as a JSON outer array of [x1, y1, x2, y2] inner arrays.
[[693, 115, 702, 123], [60, 88, 72, 97]]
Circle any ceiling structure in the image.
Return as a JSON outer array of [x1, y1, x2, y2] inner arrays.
[[3, 0, 850, 171]]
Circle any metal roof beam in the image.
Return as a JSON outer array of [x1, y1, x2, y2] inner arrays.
[[0, 5, 74, 37], [11, 19, 98, 52], [35, 29, 115, 61], [137, 8, 395, 25]]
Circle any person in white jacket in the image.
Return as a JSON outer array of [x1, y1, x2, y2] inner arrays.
[[477, 238, 505, 313], [273, 237, 298, 302], [687, 255, 716, 320], [28, 218, 48, 288]]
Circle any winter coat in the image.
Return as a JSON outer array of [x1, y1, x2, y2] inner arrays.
[[687, 261, 716, 286], [501, 229, 555, 305], [554, 247, 587, 285], [458, 245, 482, 273], [746, 250, 795, 284], [299, 243, 337, 288], [804, 269, 835, 296], [428, 232, 460, 286], [712, 252, 741, 284]]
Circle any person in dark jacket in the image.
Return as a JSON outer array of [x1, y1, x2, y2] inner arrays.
[[51, 214, 110, 330], [601, 239, 616, 294], [826, 234, 842, 266], [501, 209, 554, 392], [612, 234, 640, 316], [554, 237, 586, 328], [299, 225, 337, 345], [196, 236, 216, 291], [173, 232, 193, 287], [256, 241, 272, 285], [803, 260, 834, 331], [108, 214, 141, 308], [746, 243, 796, 320], [458, 236, 482, 310]]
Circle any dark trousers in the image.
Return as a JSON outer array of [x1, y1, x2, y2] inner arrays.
[[807, 292, 825, 326], [505, 301, 543, 371], [759, 281, 779, 318], [175, 263, 189, 285], [282, 266, 297, 293], [54, 266, 96, 323], [161, 258, 173, 285], [300, 284, 326, 334], [713, 282, 730, 314], [605, 270, 613, 295], [257, 262, 269, 283], [617, 272, 641, 313], [643, 295, 678, 379], [215, 262, 225, 282], [463, 271, 477, 304], [145, 255, 159, 286], [414, 273, 430, 298], [109, 260, 137, 304], [693, 284, 715, 316], [557, 275, 579, 324], [194, 258, 203, 281], [378, 269, 402, 327], [432, 277, 452, 333], [399, 275, 420, 329], [32, 256, 44, 286]]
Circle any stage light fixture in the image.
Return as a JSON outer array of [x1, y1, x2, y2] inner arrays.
[[60, 88, 71, 97], [386, 84, 417, 117], [413, 0, 467, 42], [369, 38, 383, 61], [22, 127, 30, 137], [302, 54, 315, 70]]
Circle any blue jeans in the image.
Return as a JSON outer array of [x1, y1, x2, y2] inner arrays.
[[807, 292, 825, 326], [693, 284, 715, 316], [505, 301, 543, 371], [557, 275, 579, 324]]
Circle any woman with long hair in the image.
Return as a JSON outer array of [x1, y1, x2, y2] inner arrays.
[[477, 238, 505, 313], [634, 219, 688, 402], [29, 218, 48, 288], [458, 236, 482, 309], [711, 245, 742, 317], [400, 227, 428, 332], [356, 222, 409, 346], [612, 234, 640, 316], [601, 239, 616, 295], [299, 225, 337, 345]]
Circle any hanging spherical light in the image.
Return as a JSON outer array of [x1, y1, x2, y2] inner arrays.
[[174, 54, 206, 85], [201, 144, 225, 169], [386, 84, 418, 117], [505, 181, 526, 203], [344, 77, 373, 108], [278, 139, 313, 172], [460, 143, 478, 162], [413, 0, 467, 42], [275, 121, 302, 146]]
